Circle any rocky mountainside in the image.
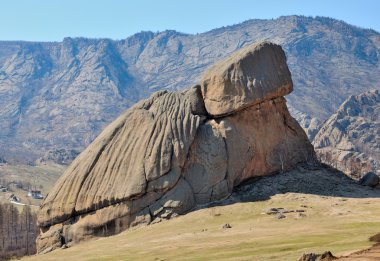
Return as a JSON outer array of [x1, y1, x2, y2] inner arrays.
[[36, 42, 316, 253], [313, 90, 380, 178], [0, 15, 379, 162]]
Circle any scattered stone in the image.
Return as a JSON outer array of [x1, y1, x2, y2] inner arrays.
[[359, 172, 380, 187], [266, 207, 302, 216], [297, 213, 307, 218], [151, 218, 162, 225], [154, 258, 167, 261], [277, 214, 286, 219], [170, 213, 179, 218], [298, 251, 337, 261], [266, 208, 281, 215], [61, 244, 68, 249], [222, 223, 232, 229]]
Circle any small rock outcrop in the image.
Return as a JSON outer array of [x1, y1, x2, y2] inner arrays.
[[37, 41, 316, 253], [369, 232, 380, 242], [298, 251, 337, 261], [359, 172, 380, 187], [313, 90, 380, 179]]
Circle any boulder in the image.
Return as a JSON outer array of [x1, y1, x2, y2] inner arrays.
[[359, 172, 379, 187], [37, 41, 316, 253], [201, 41, 293, 116]]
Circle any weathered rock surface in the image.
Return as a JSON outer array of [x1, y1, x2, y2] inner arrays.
[[200, 41, 293, 116], [313, 90, 380, 179], [38, 90, 201, 236], [37, 41, 316, 253]]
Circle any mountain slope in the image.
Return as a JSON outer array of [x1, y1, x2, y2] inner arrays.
[[0, 15, 379, 161], [313, 90, 380, 178]]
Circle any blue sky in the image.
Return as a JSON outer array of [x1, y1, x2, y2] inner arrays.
[[1, 0, 379, 41]]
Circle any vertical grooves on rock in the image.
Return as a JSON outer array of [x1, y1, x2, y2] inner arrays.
[[70, 121, 127, 216]]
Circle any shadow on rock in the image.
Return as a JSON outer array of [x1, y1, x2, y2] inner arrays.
[[199, 163, 380, 211], [234, 163, 380, 203]]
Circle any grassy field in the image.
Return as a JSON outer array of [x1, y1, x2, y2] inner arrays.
[[23, 192, 380, 261], [0, 163, 65, 209]]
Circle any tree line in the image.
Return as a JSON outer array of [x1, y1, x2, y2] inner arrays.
[[0, 203, 38, 260]]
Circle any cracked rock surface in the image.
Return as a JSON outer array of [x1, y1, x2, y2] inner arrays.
[[313, 90, 380, 179], [37, 41, 316, 253]]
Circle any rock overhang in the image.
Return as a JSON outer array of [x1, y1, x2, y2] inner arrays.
[[200, 41, 293, 117]]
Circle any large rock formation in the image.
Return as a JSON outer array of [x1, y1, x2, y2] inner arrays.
[[37, 41, 316, 253], [313, 90, 380, 179]]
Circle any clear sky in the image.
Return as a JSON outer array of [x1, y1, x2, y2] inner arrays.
[[1, 0, 379, 41]]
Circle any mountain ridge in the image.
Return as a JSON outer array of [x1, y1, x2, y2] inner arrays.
[[313, 89, 380, 178], [0, 15, 379, 162]]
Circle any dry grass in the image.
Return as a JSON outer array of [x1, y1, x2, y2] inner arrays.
[[22, 192, 380, 261], [0, 163, 64, 209]]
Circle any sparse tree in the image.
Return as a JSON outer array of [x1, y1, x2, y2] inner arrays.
[[0, 203, 38, 260]]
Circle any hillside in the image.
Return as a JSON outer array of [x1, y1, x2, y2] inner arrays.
[[313, 90, 380, 178], [0, 15, 379, 162], [22, 166, 380, 261], [0, 163, 64, 207]]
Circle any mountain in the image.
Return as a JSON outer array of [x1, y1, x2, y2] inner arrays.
[[313, 90, 380, 178], [0, 39, 146, 162], [0, 15, 379, 162]]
